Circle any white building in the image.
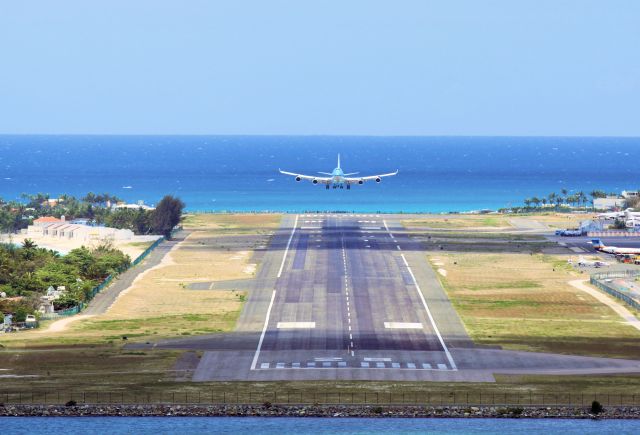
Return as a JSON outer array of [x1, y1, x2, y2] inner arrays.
[[113, 201, 155, 211], [594, 196, 626, 210], [27, 218, 134, 241]]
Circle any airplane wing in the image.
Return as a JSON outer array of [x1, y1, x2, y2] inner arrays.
[[279, 170, 332, 184], [345, 170, 398, 183]]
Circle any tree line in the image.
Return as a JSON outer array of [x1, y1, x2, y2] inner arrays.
[[0, 193, 184, 239], [521, 189, 609, 210], [0, 240, 130, 321]]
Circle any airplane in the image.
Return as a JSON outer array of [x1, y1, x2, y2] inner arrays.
[[568, 256, 610, 268], [279, 154, 398, 190], [591, 238, 640, 255], [598, 208, 640, 220]]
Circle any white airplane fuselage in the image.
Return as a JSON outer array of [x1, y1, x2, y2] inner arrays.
[[279, 154, 396, 189]]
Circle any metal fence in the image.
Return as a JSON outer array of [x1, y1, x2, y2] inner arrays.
[[592, 270, 640, 280], [1, 390, 640, 407], [590, 270, 640, 311]]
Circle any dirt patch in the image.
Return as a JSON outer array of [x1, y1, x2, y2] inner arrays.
[[40, 315, 95, 333]]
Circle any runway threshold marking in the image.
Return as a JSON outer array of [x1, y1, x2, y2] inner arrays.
[[250, 289, 277, 370], [400, 253, 458, 371], [277, 215, 299, 278]]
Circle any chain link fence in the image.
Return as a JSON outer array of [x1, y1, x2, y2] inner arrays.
[[590, 270, 640, 311], [2, 390, 640, 407]]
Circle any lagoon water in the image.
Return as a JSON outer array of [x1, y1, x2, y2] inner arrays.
[[0, 135, 638, 212], [1, 416, 640, 434]]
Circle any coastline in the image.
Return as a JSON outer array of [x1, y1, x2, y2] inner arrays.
[[1, 404, 639, 418]]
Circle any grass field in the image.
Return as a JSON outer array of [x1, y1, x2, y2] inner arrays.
[[403, 212, 597, 232], [402, 215, 513, 230], [182, 213, 281, 234], [431, 252, 640, 359], [524, 213, 597, 229]]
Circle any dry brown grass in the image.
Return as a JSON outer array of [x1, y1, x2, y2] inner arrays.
[[403, 215, 513, 230], [182, 213, 281, 232], [404, 213, 596, 232], [523, 213, 597, 229], [432, 252, 640, 359]]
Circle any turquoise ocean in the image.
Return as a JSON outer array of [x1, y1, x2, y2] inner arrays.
[[0, 135, 638, 212], [1, 416, 639, 434]]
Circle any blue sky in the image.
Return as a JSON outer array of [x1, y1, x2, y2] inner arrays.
[[0, 1, 638, 135]]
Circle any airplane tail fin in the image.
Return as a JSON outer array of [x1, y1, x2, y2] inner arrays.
[[591, 238, 604, 248], [337, 154, 341, 169]]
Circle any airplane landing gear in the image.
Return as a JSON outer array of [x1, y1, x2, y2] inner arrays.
[[347, 185, 351, 190], [326, 184, 330, 190]]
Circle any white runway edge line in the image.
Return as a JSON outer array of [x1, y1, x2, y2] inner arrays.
[[250, 289, 277, 370], [277, 215, 299, 278], [383, 219, 393, 238], [401, 253, 457, 370]]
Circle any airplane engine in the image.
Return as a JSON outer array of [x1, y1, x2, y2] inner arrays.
[[312, 179, 318, 184], [358, 180, 364, 185], [375, 177, 381, 183], [295, 176, 301, 182]]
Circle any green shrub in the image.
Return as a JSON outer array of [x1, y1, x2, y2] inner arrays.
[[591, 400, 603, 414]]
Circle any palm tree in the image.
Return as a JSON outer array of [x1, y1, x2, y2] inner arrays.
[[548, 192, 557, 208], [561, 188, 568, 205], [22, 238, 37, 250], [524, 198, 532, 208], [531, 197, 541, 208], [21, 238, 37, 260]]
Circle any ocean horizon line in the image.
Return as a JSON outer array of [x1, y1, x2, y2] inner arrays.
[[1, 133, 640, 139]]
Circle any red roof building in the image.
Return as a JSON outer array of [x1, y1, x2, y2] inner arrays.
[[33, 216, 63, 225]]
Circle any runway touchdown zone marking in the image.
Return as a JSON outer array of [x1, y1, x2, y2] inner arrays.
[[384, 322, 423, 329], [277, 322, 316, 329]]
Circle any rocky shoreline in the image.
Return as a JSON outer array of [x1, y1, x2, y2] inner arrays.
[[1, 404, 640, 418]]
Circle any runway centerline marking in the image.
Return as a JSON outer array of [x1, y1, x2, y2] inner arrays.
[[400, 253, 458, 370], [277, 215, 299, 278], [250, 289, 277, 370]]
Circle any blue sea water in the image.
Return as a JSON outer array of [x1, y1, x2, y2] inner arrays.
[[1, 417, 640, 434], [0, 135, 638, 213]]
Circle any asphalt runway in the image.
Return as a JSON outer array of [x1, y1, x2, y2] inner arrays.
[[252, 214, 456, 372]]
